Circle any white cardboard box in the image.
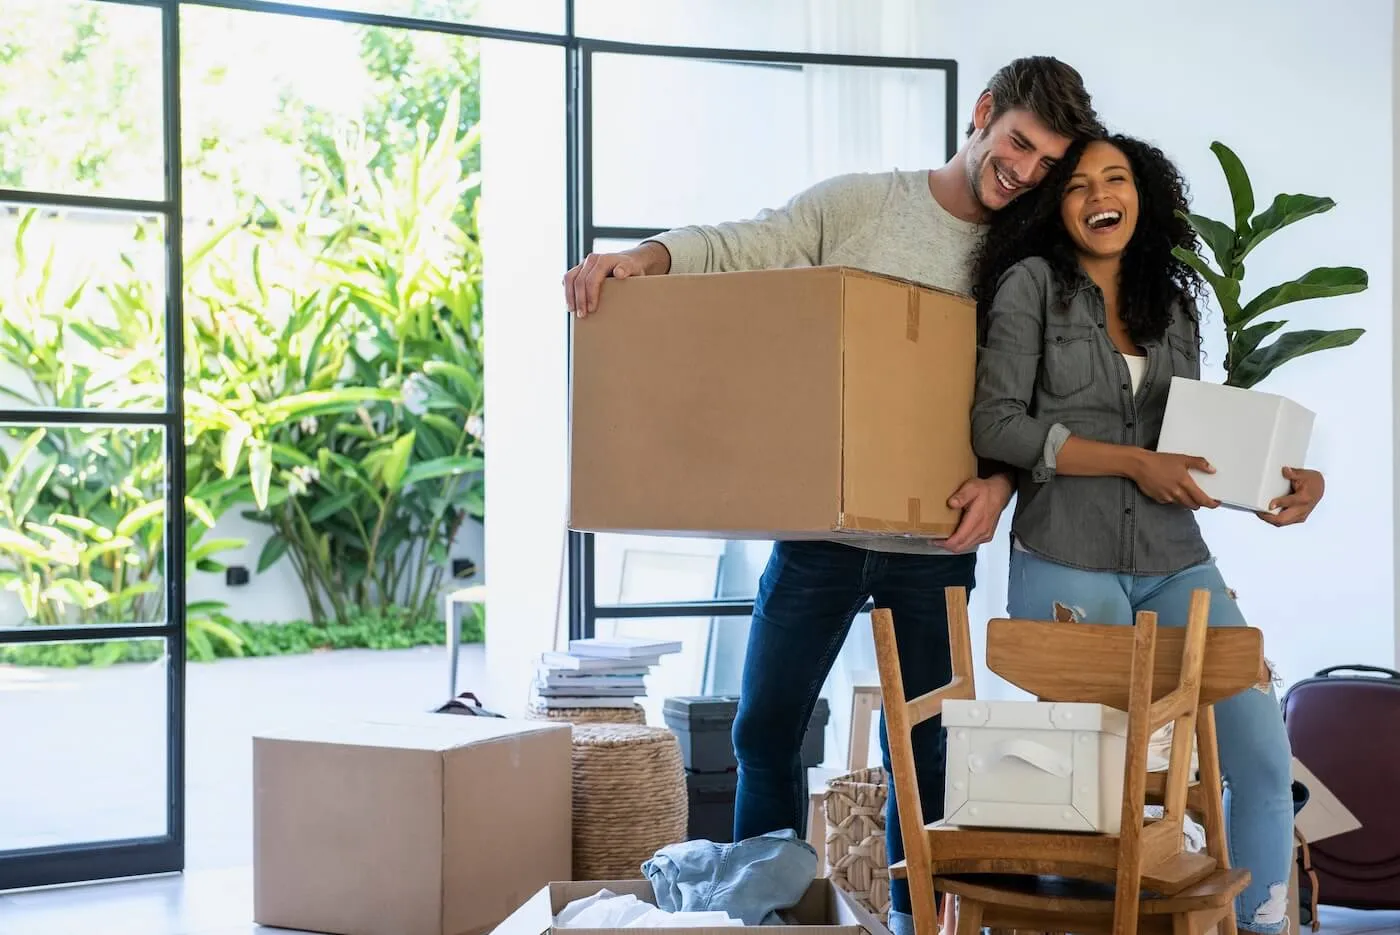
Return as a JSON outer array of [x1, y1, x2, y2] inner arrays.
[[943, 699, 1128, 834], [1156, 376, 1314, 513]]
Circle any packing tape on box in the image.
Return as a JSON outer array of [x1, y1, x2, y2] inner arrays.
[[906, 289, 920, 342], [837, 498, 956, 537]]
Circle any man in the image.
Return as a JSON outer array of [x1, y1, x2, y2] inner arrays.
[[563, 57, 1102, 935]]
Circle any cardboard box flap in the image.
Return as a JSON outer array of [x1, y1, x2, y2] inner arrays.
[[490, 881, 885, 935], [1292, 756, 1362, 844], [838, 265, 975, 302], [255, 713, 566, 753]]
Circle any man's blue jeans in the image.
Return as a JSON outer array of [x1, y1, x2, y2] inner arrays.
[[730, 540, 976, 917]]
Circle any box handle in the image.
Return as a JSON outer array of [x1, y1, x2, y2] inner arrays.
[[970, 739, 1073, 778]]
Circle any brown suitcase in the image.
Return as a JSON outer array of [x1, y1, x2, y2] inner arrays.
[[1282, 665, 1400, 913]]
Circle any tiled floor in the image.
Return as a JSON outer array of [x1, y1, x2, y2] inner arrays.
[[1, 643, 489, 933]]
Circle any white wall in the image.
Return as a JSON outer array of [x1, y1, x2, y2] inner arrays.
[[479, 37, 569, 714], [931, 0, 1394, 692]]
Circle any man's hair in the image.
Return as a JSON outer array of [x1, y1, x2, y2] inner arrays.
[[965, 56, 1101, 140]]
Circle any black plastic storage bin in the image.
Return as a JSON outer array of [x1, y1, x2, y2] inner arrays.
[[663, 695, 830, 773], [684, 769, 739, 843]]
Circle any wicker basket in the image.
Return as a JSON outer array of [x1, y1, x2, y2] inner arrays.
[[823, 766, 890, 922], [571, 724, 688, 880], [525, 701, 647, 725]]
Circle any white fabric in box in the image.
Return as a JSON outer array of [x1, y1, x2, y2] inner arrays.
[[943, 699, 1127, 834], [1156, 376, 1314, 513]]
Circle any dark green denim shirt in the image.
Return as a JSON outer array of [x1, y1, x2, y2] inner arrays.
[[972, 256, 1211, 575]]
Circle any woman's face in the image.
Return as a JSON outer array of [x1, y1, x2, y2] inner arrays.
[[1059, 140, 1139, 260]]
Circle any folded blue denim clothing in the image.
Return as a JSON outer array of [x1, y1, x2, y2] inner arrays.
[[643, 828, 818, 925]]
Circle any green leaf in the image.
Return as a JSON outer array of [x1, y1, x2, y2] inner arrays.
[[264, 388, 398, 422], [189, 538, 244, 564], [1229, 328, 1366, 389], [1237, 266, 1369, 326], [250, 444, 274, 511], [1239, 193, 1336, 261], [382, 431, 416, 491], [308, 491, 358, 523], [401, 455, 484, 487], [12, 454, 57, 523], [2, 428, 46, 494], [1180, 211, 1238, 276], [116, 500, 165, 539], [1230, 320, 1287, 368], [221, 419, 252, 477], [0, 528, 49, 562], [422, 360, 477, 391], [185, 496, 218, 530], [1172, 246, 1242, 322], [1210, 141, 1254, 233], [81, 537, 137, 564], [257, 535, 290, 572]]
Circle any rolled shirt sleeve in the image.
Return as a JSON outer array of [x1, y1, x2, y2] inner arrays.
[[971, 261, 1071, 482]]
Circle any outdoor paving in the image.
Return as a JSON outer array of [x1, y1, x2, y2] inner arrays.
[[0, 643, 486, 867]]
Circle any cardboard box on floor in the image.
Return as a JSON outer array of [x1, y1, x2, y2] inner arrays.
[[491, 879, 891, 935], [569, 267, 977, 541], [253, 713, 572, 935]]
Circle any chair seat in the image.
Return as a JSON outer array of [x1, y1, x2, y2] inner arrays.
[[907, 820, 1217, 894], [934, 867, 1250, 916]]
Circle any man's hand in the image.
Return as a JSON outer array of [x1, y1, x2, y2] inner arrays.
[[563, 243, 669, 318], [942, 473, 1015, 553], [1257, 467, 1324, 527]]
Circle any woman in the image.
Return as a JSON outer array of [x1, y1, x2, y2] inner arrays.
[[970, 134, 1324, 934]]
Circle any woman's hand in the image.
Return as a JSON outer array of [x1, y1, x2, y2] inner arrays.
[[1257, 467, 1324, 526], [1128, 451, 1221, 510]]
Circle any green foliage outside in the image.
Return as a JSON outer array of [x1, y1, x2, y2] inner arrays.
[[0, 1, 487, 662]]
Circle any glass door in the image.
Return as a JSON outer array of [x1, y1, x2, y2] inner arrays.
[[0, 0, 187, 889]]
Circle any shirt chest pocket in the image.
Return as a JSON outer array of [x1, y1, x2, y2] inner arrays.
[[1168, 333, 1201, 380], [1039, 331, 1097, 398]]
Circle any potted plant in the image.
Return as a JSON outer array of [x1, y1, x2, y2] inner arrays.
[[1156, 140, 1367, 511]]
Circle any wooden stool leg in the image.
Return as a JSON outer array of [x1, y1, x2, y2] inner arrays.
[[954, 897, 984, 935], [806, 793, 826, 875]]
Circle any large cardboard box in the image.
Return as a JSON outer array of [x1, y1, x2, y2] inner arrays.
[[491, 879, 891, 935], [569, 267, 977, 540], [253, 714, 572, 935]]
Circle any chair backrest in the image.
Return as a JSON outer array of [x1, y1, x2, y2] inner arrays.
[[986, 618, 1264, 708]]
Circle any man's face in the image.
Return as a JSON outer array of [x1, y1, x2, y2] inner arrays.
[[964, 97, 1075, 213]]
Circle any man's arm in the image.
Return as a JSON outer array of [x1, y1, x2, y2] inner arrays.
[[564, 172, 891, 316]]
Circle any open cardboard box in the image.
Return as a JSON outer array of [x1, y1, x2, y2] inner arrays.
[[1289, 755, 1362, 931], [490, 879, 891, 935]]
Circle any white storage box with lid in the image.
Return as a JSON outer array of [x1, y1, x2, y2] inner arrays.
[[942, 698, 1129, 834]]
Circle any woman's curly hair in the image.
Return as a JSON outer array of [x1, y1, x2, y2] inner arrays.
[[970, 133, 1205, 344]]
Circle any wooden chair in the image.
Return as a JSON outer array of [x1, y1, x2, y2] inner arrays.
[[872, 586, 1265, 935]]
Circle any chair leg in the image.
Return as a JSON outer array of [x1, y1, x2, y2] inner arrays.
[[806, 794, 826, 875], [953, 897, 984, 935]]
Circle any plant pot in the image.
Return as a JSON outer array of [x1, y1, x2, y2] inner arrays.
[[1156, 376, 1314, 513]]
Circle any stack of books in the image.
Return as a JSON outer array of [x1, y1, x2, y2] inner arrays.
[[531, 636, 683, 711]]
